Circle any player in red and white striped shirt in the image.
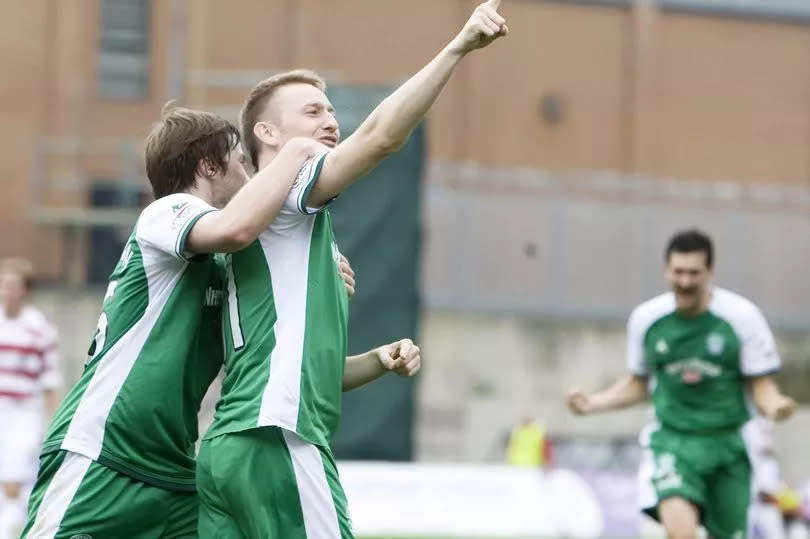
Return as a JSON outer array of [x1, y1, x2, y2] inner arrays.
[[0, 258, 61, 538]]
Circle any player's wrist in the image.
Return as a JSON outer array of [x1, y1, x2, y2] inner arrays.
[[445, 37, 471, 58], [372, 347, 390, 372], [585, 395, 609, 414], [770, 396, 795, 421]]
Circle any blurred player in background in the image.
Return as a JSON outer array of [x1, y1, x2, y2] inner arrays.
[[743, 414, 786, 539], [567, 229, 796, 539], [505, 413, 554, 469], [0, 258, 61, 539], [21, 107, 329, 538], [195, 1, 508, 537]]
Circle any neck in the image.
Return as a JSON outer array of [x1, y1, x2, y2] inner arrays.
[[678, 287, 713, 317], [4, 303, 23, 318], [185, 178, 217, 207], [256, 149, 280, 172]]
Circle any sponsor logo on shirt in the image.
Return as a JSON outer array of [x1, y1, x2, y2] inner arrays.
[[681, 369, 702, 384], [665, 357, 722, 384], [205, 287, 223, 307]]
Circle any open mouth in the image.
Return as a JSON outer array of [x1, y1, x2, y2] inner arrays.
[[318, 135, 338, 147]]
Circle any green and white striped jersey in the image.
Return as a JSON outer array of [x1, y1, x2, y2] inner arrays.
[[42, 193, 225, 491], [205, 152, 350, 447], [628, 287, 780, 433]]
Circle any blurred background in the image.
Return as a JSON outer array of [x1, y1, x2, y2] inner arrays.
[[3, 0, 810, 536]]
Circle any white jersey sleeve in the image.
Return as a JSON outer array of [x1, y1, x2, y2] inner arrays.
[[626, 293, 676, 376], [712, 288, 781, 377], [738, 303, 781, 377], [284, 152, 331, 216], [627, 307, 650, 376], [136, 193, 217, 261]]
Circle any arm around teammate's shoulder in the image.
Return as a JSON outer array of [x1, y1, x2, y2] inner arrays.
[[186, 137, 326, 254]]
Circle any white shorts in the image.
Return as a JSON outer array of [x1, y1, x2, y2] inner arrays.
[[0, 398, 43, 483], [741, 417, 780, 495]]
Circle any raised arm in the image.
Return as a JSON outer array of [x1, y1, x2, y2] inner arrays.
[[307, 0, 508, 206], [187, 137, 325, 254]]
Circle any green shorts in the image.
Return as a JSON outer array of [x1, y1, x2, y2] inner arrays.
[[22, 450, 197, 539], [197, 427, 353, 539], [638, 425, 751, 538]]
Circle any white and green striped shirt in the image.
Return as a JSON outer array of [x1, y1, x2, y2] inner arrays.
[[42, 193, 225, 491], [206, 152, 350, 447]]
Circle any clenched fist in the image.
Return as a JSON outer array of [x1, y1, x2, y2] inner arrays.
[[450, 0, 509, 55]]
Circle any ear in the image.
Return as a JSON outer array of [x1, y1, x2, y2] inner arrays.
[[253, 121, 278, 147], [196, 157, 218, 180]]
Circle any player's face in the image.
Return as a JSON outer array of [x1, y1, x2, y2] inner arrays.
[[269, 83, 340, 148], [0, 271, 27, 311], [212, 147, 250, 208], [666, 251, 712, 313]]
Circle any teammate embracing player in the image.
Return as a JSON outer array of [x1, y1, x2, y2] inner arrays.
[[21, 107, 339, 538], [23, 1, 509, 537]]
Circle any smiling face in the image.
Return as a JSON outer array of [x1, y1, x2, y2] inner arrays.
[[241, 71, 339, 171], [663, 230, 715, 315], [257, 82, 340, 152], [666, 250, 713, 314]]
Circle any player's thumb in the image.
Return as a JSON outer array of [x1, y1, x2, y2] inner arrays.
[[378, 349, 397, 370]]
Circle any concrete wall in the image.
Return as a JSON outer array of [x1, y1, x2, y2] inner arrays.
[[423, 163, 810, 330]]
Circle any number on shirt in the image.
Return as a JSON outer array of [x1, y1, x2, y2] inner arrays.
[[87, 278, 118, 364], [87, 312, 108, 362], [226, 260, 244, 351]]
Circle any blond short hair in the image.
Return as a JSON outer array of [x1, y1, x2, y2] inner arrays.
[[240, 69, 327, 170]]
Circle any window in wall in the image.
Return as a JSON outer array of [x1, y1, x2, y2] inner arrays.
[[97, 0, 151, 99]]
